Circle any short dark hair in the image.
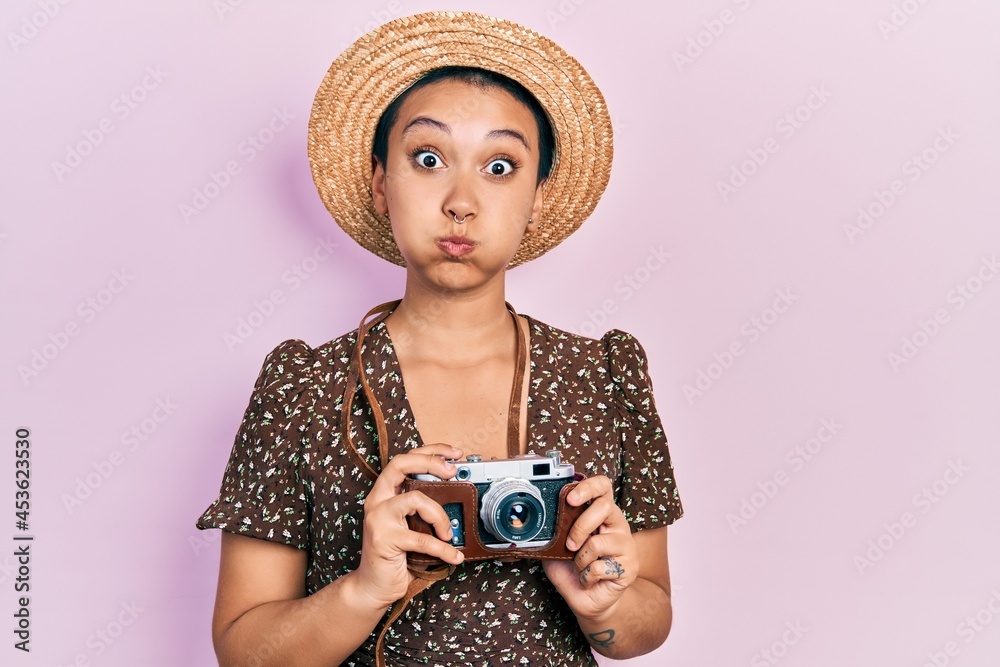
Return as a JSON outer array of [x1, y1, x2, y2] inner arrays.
[[372, 66, 555, 186]]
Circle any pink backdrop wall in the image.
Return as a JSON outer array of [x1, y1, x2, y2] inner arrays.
[[4, 1, 999, 665]]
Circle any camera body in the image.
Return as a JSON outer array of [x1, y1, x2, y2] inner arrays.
[[405, 450, 584, 562]]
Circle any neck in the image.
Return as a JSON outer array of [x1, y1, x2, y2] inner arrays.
[[386, 273, 516, 364]]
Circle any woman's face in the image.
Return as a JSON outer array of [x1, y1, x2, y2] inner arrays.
[[371, 79, 545, 291]]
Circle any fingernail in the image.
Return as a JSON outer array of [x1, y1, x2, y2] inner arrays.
[[455, 551, 464, 563], [566, 538, 577, 551], [567, 492, 579, 504]]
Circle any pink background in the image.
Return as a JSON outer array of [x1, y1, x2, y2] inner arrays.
[[4, 1, 999, 665]]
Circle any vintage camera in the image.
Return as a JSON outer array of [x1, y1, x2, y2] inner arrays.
[[411, 449, 577, 551]]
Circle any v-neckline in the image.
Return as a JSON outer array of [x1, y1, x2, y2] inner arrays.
[[374, 314, 536, 456]]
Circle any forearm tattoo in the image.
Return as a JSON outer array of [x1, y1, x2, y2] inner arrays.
[[587, 629, 616, 647]]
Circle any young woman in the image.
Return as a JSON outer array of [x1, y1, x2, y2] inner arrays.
[[197, 12, 683, 666]]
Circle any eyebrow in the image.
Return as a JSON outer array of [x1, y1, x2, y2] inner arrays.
[[401, 116, 532, 151]]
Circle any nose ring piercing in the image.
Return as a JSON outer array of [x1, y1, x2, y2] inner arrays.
[[453, 213, 467, 224]]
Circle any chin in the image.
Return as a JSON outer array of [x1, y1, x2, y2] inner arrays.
[[409, 259, 508, 291]]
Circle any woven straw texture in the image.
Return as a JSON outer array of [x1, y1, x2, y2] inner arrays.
[[307, 11, 614, 268]]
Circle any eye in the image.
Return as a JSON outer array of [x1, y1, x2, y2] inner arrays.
[[411, 149, 443, 170], [486, 158, 518, 177]]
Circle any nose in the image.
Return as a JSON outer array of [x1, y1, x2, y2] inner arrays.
[[449, 210, 473, 224], [443, 169, 477, 225]]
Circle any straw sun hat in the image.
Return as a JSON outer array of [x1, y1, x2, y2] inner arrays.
[[307, 11, 614, 268]]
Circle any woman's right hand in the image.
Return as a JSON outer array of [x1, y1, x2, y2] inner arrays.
[[352, 444, 466, 608]]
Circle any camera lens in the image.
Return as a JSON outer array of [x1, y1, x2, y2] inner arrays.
[[504, 500, 533, 534], [479, 478, 545, 544]]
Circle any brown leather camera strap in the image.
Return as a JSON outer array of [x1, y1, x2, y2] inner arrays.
[[341, 298, 527, 481], [374, 562, 454, 667], [338, 298, 527, 665], [340, 298, 397, 482]]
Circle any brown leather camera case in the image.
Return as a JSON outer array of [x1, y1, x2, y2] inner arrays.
[[402, 478, 587, 567]]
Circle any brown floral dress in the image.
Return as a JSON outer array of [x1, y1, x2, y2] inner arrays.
[[197, 309, 684, 666]]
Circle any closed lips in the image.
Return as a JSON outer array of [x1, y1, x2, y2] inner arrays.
[[439, 236, 475, 245], [437, 237, 477, 256]]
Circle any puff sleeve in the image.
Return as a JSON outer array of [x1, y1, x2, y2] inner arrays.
[[196, 339, 316, 549], [603, 329, 684, 530]]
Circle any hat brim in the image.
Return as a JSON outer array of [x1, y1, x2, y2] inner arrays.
[[307, 11, 613, 268]]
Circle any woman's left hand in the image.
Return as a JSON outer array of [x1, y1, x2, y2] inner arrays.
[[541, 475, 638, 622]]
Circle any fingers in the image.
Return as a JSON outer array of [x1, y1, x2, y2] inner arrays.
[[566, 475, 614, 507], [363, 446, 467, 567], [367, 446, 464, 505], [394, 491, 466, 564], [412, 443, 465, 460], [368, 490, 465, 565], [564, 476, 628, 551], [572, 529, 637, 590], [355, 444, 468, 601], [578, 556, 629, 587], [572, 528, 627, 567], [559, 476, 637, 588]]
